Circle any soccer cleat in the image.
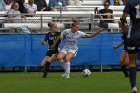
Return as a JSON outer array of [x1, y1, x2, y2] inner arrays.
[[65, 75, 70, 78], [130, 87, 138, 93], [61, 73, 70, 78], [61, 73, 66, 78], [124, 74, 129, 78], [65, 74, 70, 79], [43, 71, 48, 78], [65, 76, 70, 79]]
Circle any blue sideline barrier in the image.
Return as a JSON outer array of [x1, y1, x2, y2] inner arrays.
[[0, 33, 124, 67]]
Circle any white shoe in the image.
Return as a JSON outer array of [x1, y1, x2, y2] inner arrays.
[[61, 73, 66, 77], [61, 73, 70, 78], [130, 87, 138, 93], [65, 76, 70, 78]]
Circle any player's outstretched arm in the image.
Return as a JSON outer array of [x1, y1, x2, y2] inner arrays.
[[84, 28, 104, 38], [113, 40, 124, 49]]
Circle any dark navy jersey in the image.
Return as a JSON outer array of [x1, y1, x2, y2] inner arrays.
[[123, 0, 140, 31], [44, 31, 61, 50]]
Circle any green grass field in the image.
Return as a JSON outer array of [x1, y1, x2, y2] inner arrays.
[[0, 72, 140, 93]]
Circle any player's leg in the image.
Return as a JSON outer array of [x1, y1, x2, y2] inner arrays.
[[57, 52, 66, 61], [127, 38, 138, 92], [57, 50, 67, 69], [129, 53, 137, 93], [40, 56, 49, 68], [43, 54, 57, 78], [58, 58, 65, 70], [125, 53, 129, 66], [120, 51, 129, 77], [64, 50, 76, 78], [41, 51, 51, 68], [56, 50, 66, 70]]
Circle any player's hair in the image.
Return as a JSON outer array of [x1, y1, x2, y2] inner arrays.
[[48, 22, 54, 28], [71, 17, 80, 28], [71, 22, 77, 27], [71, 17, 80, 23]]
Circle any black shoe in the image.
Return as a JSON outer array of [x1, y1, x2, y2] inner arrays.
[[124, 74, 129, 78], [43, 71, 47, 78]]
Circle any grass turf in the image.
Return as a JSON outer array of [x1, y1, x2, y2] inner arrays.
[[0, 72, 140, 93]]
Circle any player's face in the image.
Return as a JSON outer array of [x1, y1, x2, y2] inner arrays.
[[51, 24, 57, 33], [73, 25, 80, 32]]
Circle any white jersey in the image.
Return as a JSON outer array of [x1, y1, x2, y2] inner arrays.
[[62, 29, 86, 50]]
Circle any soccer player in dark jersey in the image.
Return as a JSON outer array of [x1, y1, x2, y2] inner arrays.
[[113, 27, 129, 78], [41, 22, 65, 78], [120, 0, 140, 92]]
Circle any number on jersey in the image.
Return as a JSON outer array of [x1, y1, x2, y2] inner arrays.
[[136, 5, 140, 18]]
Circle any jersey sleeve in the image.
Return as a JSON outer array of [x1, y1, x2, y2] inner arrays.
[[44, 33, 48, 42], [78, 31, 86, 37], [123, 2, 130, 14], [61, 29, 68, 35]]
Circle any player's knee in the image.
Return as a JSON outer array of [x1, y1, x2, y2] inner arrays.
[[40, 63, 45, 67], [65, 57, 71, 62], [57, 56, 63, 61]]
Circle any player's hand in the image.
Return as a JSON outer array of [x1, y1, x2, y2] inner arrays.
[[118, 19, 128, 32], [113, 45, 118, 49], [41, 39, 46, 45]]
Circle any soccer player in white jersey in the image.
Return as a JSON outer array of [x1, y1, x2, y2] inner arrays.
[[55, 22, 104, 78]]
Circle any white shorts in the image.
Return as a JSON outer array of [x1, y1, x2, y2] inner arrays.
[[60, 48, 78, 57]]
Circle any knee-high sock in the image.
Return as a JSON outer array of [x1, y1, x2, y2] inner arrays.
[[129, 67, 136, 89], [121, 65, 129, 77], [65, 62, 70, 75], [44, 61, 50, 75], [59, 59, 65, 70]]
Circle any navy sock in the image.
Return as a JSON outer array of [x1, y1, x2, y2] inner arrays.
[[121, 65, 129, 77], [43, 62, 50, 77], [129, 67, 136, 89], [45, 62, 50, 73]]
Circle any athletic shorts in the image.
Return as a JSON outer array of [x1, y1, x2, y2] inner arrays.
[[122, 45, 127, 52], [46, 50, 59, 57], [60, 48, 78, 57], [127, 37, 140, 54]]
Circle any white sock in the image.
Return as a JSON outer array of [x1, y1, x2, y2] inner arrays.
[[59, 59, 65, 70], [65, 62, 70, 76]]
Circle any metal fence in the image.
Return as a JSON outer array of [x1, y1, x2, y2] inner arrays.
[[0, 11, 123, 33]]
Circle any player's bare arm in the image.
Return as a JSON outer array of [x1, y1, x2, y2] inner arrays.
[[84, 28, 104, 38], [113, 40, 124, 49], [119, 12, 128, 32]]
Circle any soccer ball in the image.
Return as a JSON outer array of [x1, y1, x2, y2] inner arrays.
[[82, 69, 91, 77]]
